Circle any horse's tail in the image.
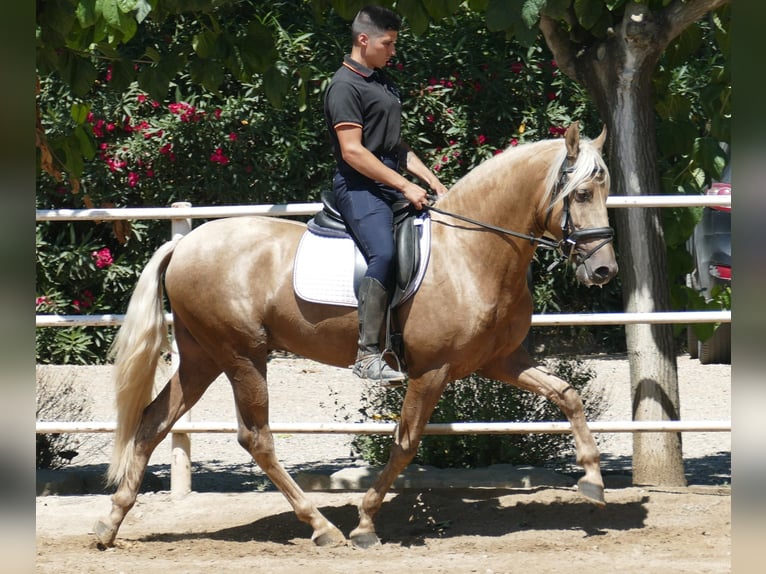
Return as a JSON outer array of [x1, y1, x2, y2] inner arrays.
[[106, 237, 180, 487]]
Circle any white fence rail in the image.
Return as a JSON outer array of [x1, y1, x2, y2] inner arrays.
[[36, 196, 731, 493]]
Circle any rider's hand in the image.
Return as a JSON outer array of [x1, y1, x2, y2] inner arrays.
[[401, 181, 429, 210]]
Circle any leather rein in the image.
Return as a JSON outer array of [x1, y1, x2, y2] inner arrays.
[[424, 156, 614, 271]]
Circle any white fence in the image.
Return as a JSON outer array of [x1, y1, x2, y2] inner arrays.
[[36, 195, 731, 494]]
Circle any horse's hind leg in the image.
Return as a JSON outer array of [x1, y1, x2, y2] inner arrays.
[[227, 353, 346, 547], [94, 335, 221, 546], [479, 348, 606, 506]]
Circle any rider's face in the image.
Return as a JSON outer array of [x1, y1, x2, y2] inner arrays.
[[361, 30, 397, 69]]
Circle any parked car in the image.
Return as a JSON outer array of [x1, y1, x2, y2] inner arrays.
[[686, 162, 731, 364]]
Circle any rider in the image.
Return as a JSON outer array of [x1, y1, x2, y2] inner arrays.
[[324, 5, 448, 384]]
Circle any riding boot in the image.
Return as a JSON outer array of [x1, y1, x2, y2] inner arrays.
[[353, 277, 406, 385]]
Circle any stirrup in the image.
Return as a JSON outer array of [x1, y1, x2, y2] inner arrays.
[[352, 353, 406, 386]]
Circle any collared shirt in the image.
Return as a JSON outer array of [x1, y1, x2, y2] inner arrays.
[[324, 55, 403, 171]]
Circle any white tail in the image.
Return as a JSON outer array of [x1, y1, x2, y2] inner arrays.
[[106, 238, 180, 486]]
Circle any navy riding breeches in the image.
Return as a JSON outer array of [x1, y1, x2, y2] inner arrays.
[[333, 158, 401, 286]]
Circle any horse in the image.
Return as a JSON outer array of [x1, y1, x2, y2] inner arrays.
[[94, 122, 617, 549]]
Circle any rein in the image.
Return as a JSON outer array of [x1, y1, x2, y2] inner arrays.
[[424, 156, 615, 271]]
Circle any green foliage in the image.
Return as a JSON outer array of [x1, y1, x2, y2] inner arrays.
[[653, 5, 731, 313], [351, 357, 604, 469], [35, 222, 145, 364]]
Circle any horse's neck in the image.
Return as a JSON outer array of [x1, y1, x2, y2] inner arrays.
[[430, 144, 555, 290], [437, 142, 555, 238]]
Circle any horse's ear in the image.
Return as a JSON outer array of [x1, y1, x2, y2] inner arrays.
[[565, 122, 580, 159], [592, 125, 607, 154]]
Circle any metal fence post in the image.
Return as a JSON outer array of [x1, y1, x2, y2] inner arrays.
[[170, 202, 192, 498]]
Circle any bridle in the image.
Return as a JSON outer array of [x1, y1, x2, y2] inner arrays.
[[424, 154, 615, 271]]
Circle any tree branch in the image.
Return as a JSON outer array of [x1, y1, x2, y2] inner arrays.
[[539, 14, 578, 82], [661, 0, 730, 48]]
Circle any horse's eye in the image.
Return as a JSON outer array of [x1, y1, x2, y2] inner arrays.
[[575, 188, 592, 202]]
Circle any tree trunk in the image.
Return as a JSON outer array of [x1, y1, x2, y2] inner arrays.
[[541, 2, 688, 486]]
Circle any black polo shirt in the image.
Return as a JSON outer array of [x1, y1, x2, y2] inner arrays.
[[324, 55, 403, 171]]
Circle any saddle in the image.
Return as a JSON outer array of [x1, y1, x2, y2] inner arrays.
[[307, 189, 424, 308]]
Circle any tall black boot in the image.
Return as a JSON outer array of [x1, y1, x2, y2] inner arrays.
[[353, 277, 406, 384]]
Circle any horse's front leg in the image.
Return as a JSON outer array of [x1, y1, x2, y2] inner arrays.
[[479, 348, 606, 506], [350, 370, 449, 548]]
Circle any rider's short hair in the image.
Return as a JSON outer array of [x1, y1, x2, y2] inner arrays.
[[351, 5, 401, 43]]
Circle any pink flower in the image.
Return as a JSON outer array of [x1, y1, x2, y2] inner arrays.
[[214, 108, 222, 119], [137, 94, 147, 103], [91, 247, 113, 269], [210, 148, 230, 166], [548, 126, 566, 137], [510, 138, 519, 147], [35, 296, 50, 307], [228, 132, 238, 141], [476, 134, 487, 146], [426, 115, 434, 123], [127, 172, 140, 187], [547, 92, 557, 101]]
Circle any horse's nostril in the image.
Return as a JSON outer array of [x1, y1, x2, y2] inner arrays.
[[593, 266, 615, 282]]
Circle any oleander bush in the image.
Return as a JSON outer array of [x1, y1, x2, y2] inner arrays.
[[350, 357, 604, 470]]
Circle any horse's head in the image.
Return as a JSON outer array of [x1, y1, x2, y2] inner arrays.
[[540, 123, 618, 286]]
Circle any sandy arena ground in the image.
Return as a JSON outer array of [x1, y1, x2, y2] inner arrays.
[[36, 354, 731, 573]]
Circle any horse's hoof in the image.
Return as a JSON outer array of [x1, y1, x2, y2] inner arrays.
[[578, 479, 606, 507], [350, 531, 381, 549], [93, 519, 116, 548], [312, 527, 346, 547]]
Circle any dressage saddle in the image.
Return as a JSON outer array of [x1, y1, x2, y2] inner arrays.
[[307, 189, 422, 309]]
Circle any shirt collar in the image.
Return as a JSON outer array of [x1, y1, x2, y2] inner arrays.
[[342, 55, 375, 78]]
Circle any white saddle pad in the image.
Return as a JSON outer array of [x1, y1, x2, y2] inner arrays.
[[293, 214, 431, 307]]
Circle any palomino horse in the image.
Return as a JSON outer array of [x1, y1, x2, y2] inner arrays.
[[94, 123, 617, 548]]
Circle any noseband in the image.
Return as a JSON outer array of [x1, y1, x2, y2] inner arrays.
[[425, 154, 615, 271], [553, 158, 615, 266]]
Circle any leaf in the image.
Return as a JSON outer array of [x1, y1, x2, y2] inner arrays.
[[75, 0, 99, 27], [70, 103, 90, 125], [134, 0, 152, 23], [542, 0, 570, 19], [398, 0, 431, 35], [107, 58, 136, 93], [60, 53, 99, 97], [190, 58, 224, 93], [263, 65, 290, 109], [521, 0, 545, 28], [423, 0, 461, 21], [99, 0, 123, 28], [193, 30, 219, 58], [240, 20, 276, 73], [485, 0, 516, 32], [137, 65, 171, 101], [73, 126, 96, 160], [332, 0, 368, 20], [574, 0, 608, 31]]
